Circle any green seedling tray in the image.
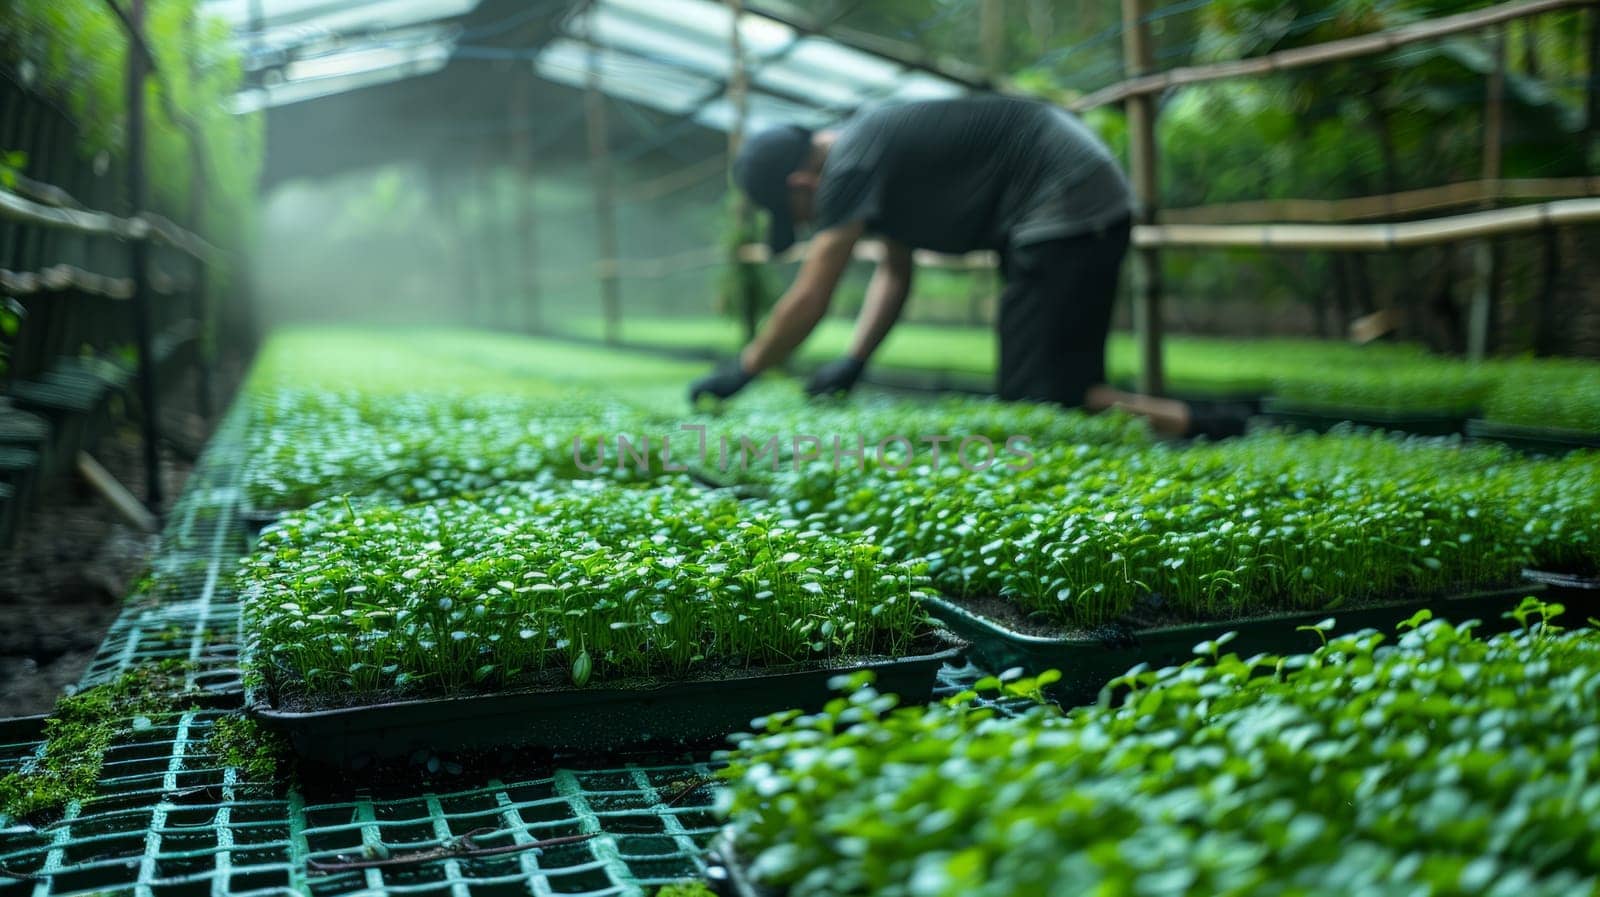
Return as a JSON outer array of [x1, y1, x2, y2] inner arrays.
[[249, 636, 963, 771], [1259, 398, 1468, 436], [1466, 419, 1600, 455], [922, 585, 1549, 707]]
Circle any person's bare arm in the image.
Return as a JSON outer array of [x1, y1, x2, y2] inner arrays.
[[1085, 384, 1191, 437], [846, 240, 913, 362], [740, 221, 865, 373]]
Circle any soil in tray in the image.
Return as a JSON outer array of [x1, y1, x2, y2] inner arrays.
[[940, 590, 1367, 643], [265, 631, 954, 714], [1522, 567, 1600, 595], [252, 632, 961, 776], [931, 582, 1551, 705], [944, 579, 1547, 643]]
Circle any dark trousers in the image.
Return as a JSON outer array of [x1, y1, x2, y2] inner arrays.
[[996, 218, 1131, 407]]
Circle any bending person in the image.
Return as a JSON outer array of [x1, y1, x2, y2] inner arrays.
[[689, 94, 1195, 435]]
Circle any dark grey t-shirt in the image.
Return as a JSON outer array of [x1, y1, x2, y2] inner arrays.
[[814, 96, 1132, 253]]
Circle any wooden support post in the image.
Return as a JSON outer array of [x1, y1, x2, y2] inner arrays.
[[466, 165, 489, 327], [184, 14, 214, 420], [77, 452, 160, 534], [488, 164, 515, 330], [472, 161, 503, 330], [584, 27, 622, 345], [126, 0, 162, 511], [1469, 25, 1507, 362], [436, 167, 479, 321], [1121, 0, 1164, 395], [509, 71, 540, 333], [1587, 4, 1600, 168], [727, 0, 760, 342], [248, 0, 265, 74], [980, 0, 1005, 76]]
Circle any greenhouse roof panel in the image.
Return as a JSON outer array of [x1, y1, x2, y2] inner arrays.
[[231, 38, 452, 113], [587, 6, 732, 79], [780, 37, 904, 90], [889, 71, 968, 102], [694, 93, 834, 134], [211, 0, 972, 127], [603, 0, 798, 57], [204, 0, 477, 36], [536, 38, 717, 116], [559, 0, 973, 133]]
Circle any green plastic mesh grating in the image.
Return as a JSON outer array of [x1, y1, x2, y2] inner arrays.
[[3, 395, 1024, 897], [3, 669, 1010, 897], [76, 410, 252, 696], [2, 708, 721, 897], [0, 719, 44, 780]]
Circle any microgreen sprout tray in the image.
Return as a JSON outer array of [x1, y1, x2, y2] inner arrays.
[[240, 473, 959, 768], [923, 585, 1551, 705], [247, 634, 962, 769]]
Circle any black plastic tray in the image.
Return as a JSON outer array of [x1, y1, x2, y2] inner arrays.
[[1522, 567, 1600, 598], [922, 585, 1548, 706], [1109, 378, 1268, 411], [239, 506, 283, 536], [1259, 398, 1469, 436], [1466, 419, 1600, 455], [705, 834, 777, 897], [248, 636, 963, 769]]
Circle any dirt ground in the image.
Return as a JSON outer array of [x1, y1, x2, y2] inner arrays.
[[0, 364, 240, 717]]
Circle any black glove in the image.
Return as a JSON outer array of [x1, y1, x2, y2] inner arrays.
[[805, 356, 866, 398], [689, 359, 754, 405]]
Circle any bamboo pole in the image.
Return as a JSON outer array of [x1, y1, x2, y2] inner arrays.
[[0, 264, 133, 299], [583, 24, 622, 345], [9, 172, 88, 210], [512, 73, 544, 332], [484, 163, 513, 330], [125, 0, 161, 511], [741, 196, 1600, 265], [1122, 0, 1164, 396], [1588, 4, 1600, 167], [981, 0, 1005, 76], [1158, 176, 1600, 225], [0, 188, 146, 239], [1071, 0, 1588, 112], [509, 72, 539, 333], [1134, 197, 1600, 249], [467, 164, 494, 328], [182, 12, 213, 420], [0, 188, 217, 261], [1468, 25, 1507, 362], [437, 168, 480, 321], [727, 0, 760, 343]]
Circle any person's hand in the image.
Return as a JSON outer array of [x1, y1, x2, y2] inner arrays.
[[689, 359, 754, 405], [805, 356, 865, 398]]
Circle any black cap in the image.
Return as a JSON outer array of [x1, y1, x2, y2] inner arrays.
[[733, 124, 813, 255]]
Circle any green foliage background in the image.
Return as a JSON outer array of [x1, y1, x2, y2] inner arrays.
[[0, 0, 262, 250]]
